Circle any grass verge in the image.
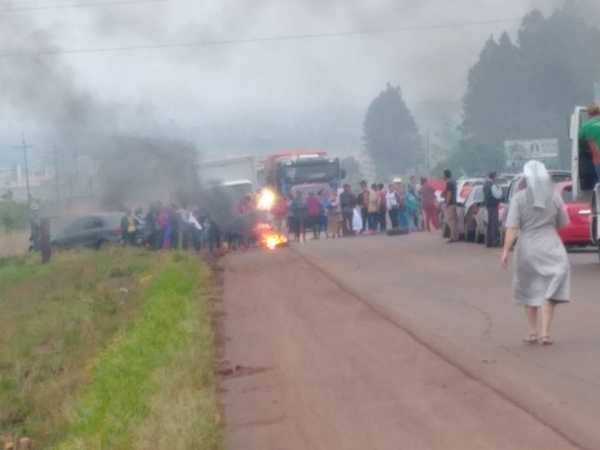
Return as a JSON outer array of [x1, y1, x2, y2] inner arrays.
[[0, 248, 221, 450]]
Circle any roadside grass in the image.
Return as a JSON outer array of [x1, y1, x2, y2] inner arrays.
[[0, 230, 28, 257], [0, 247, 221, 450]]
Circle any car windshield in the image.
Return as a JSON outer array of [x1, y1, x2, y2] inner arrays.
[[551, 172, 572, 183], [283, 161, 339, 184], [465, 187, 484, 208]]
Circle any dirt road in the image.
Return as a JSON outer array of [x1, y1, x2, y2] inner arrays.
[[220, 240, 589, 450]]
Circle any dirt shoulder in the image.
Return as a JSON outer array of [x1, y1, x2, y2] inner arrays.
[[220, 249, 579, 450]]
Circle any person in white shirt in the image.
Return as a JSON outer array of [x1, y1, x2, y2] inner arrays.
[[385, 183, 400, 229]]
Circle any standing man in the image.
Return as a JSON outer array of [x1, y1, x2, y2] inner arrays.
[[408, 175, 422, 230], [420, 177, 439, 232], [290, 191, 307, 242], [483, 171, 502, 247], [121, 209, 137, 245], [339, 184, 356, 236], [579, 104, 600, 183], [306, 192, 323, 239], [367, 183, 379, 233], [357, 180, 369, 234], [377, 183, 387, 232], [386, 183, 399, 229], [272, 194, 289, 235], [443, 169, 459, 243], [39, 218, 52, 264]]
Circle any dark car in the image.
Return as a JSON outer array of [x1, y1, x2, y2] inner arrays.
[[51, 213, 124, 249]]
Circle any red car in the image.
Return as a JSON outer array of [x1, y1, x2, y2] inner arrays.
[[556, 181, 592, 246]]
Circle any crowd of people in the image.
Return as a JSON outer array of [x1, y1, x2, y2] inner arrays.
[[440, 168, 504, 247], [120, 203, 229, 253], [273, 175, 442, 243], [117, 174, 448, 254]]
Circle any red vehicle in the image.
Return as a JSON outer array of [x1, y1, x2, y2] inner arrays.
[[556, 181, 593, 246]]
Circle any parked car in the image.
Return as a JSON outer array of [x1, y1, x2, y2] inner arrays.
[[51, 213, 124, 249], [463, 185, 486, 242], [499, 171, 572, 243], [556, 181, 593, 247], [497, 173, 516, 200], [441, 177, 485, 239]]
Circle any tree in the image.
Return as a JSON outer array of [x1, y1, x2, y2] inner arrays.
[[363, 84, 420, 179], [461, 6, 600, 171], [463, 33, 527, 154]]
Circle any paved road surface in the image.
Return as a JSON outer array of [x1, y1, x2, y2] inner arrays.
[[220, 233, 599, 450], [295, 234, 600, 449]]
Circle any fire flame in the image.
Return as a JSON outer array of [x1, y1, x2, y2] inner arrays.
[[257, 188, 276, 211], [254, 222, 288, 250], [263, 232, 288, 250]]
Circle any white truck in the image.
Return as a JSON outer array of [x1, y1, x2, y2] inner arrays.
[[198, 155, 257, 202], [569, 106, 600, 260]]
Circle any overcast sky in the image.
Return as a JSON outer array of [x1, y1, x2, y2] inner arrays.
[[0, 0, 563, 159]]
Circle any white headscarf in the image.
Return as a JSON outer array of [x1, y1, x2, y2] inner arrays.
[[523, 160, 553, 209]]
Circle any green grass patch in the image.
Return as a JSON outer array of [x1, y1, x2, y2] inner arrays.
[[0, 201, 28, 232], [0, 248, 221, 450]]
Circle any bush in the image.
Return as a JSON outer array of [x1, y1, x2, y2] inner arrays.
[[0, 201, 28, 232]]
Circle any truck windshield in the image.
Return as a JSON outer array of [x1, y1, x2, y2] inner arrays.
[[282, 161, 339, 184]]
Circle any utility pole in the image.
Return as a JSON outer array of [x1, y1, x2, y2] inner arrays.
[[14, 133, 33, 208], [53, 145, 61, 204]]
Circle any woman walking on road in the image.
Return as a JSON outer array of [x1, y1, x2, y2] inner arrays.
[[501, 160, 571, 345]]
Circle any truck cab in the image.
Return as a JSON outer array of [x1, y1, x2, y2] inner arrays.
[[569, 106, 600, 257], [263, 151, 344, 199]]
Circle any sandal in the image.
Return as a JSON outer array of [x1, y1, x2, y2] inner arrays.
[[539, 336, 554, 346], [523, 334, 538, 344]]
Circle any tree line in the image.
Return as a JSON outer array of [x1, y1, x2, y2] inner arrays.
[[363, 3, 600, 178]]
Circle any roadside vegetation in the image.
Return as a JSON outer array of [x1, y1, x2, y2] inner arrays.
[[0, 200, 28, 232], [0, 247, 221, 450], [0, 200, 29, 257]]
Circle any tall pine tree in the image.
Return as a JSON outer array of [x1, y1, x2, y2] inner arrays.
[[363, 84, 420, 179], [461, 6, 600, 171]]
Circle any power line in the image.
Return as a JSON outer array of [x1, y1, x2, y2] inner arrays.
[[0, 17, 522, 58], [0, 0, 166, 13]]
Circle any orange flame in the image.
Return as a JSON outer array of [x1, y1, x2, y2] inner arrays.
[[254, 222, 288, 250], [263, 232, 288, 250], [257, 188, 276, 211]]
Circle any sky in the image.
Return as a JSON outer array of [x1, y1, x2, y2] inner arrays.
[[0, 0, 564, 161]]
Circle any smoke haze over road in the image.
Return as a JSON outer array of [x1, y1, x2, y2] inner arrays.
[[0, 0, 597, 161]]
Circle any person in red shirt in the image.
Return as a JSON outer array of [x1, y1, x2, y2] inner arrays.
[[272, 195, 289, 235], [420, 177, 439, 232], [305, 192, 323, 239]]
